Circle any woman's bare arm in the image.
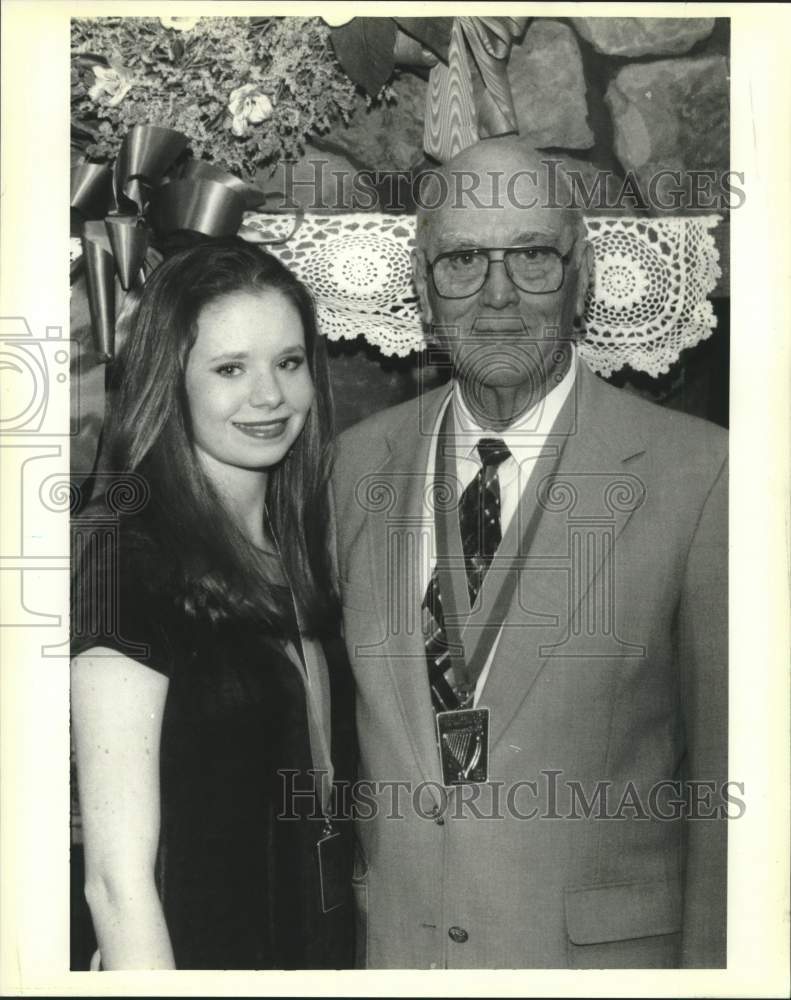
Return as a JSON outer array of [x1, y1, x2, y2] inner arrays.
[[71, 648, 175, 970]]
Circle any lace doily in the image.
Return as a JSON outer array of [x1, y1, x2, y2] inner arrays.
[[581, 216, 722, 377], [72, 213, 722, 377], [240, 212, 721, 377], [240, 213, 424, 357]]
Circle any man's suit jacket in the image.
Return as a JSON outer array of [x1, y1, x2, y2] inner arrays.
[[332, 362, 728, 969]]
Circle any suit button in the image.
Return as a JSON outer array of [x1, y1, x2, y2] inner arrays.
[[448, 926, 468, 943]]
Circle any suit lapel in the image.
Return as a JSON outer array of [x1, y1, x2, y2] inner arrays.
[[362, 384, 451, 784], [356, 367, 648, 770], [478, 363, 648, 750]]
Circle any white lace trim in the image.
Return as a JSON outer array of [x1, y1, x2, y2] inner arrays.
[[240, 212, 722, 377], [240, 213, 425, 358], [73, 213, 722, 377], [582, 216, 722, 377]]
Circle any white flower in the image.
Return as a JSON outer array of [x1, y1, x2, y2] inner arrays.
[[228, 83, 274, 137], [321, 16, 354, 27], [88, 65, 132, 107], [160, 16, 201, 31]]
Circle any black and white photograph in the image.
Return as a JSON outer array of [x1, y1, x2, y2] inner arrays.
[[0, 2, 789, 995]]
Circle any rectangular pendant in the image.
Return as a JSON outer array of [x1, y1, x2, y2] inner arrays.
[[316, 829, 347, 914], [436, 707, 489, 786]]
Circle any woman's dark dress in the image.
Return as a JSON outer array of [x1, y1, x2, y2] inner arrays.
[[71, 510, 354, 970]]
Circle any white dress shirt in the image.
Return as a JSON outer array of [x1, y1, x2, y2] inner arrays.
[[423, 349, 578, 704]]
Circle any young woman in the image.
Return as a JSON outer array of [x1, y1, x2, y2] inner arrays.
[[70, 237, 354, 970]]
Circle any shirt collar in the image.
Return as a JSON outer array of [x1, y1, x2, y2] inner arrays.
[[451, 346, 578, 461]]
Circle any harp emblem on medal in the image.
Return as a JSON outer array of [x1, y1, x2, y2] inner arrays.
[[442, 730, 483, 780], [436, 707, 489, 785]]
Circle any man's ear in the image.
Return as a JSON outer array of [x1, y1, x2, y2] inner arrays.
[[411, 247, 434, 327], [574, 240, 595, 319]]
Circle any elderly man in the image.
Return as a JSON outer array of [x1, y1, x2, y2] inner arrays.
[[332, 138, 727, 969]]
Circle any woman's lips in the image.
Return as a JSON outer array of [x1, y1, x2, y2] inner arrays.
[[232, 418, 288, 440]]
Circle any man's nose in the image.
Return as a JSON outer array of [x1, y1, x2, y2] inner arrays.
[[249, 370, 284, 408], [480, 253, 520, 309]]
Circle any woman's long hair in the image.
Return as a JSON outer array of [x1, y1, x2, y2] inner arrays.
[[102, 236, 338, 635]]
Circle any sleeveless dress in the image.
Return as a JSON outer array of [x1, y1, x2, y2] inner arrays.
[[71, 508, 355, 970]]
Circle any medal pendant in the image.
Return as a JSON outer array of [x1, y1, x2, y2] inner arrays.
[[436, 707, 489, 786], [316, 822, 348, 913]]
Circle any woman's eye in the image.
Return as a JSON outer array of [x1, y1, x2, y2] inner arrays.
[[215, 363, 243, 376], [278, 356, 304, 371]]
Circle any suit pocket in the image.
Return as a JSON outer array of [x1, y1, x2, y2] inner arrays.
[[564, 878, 682, 969]]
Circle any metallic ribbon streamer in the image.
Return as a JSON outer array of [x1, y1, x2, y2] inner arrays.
[[71, 125, 264, 360], [70, 162, 113, 221], [148, 179, 246, 239], [80, 222, 116, 362], [424, 16, 527, 162], [112, 124, 188, 214], [104, 215, 149, 291]]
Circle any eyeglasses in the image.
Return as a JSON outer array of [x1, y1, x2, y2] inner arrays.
[[428, 245, 574, 299]]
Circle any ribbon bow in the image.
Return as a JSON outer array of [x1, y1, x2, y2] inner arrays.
[[424, 16, 527, 163], [70, 125, 264, 360]]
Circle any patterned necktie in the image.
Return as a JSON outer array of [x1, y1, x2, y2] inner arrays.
[[459, 438, 512, 605], [424, 437, 511, 713]]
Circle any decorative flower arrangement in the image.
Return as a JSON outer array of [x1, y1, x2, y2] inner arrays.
[[71, 16, 359, 179]]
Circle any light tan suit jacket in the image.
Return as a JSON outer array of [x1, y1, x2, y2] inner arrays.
[[333, 363, 728, 968]]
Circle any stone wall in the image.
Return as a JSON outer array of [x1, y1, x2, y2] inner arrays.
[[71, 16, 731, 469], [278, 16, 731, 432], [265, 17, 730, 225]]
